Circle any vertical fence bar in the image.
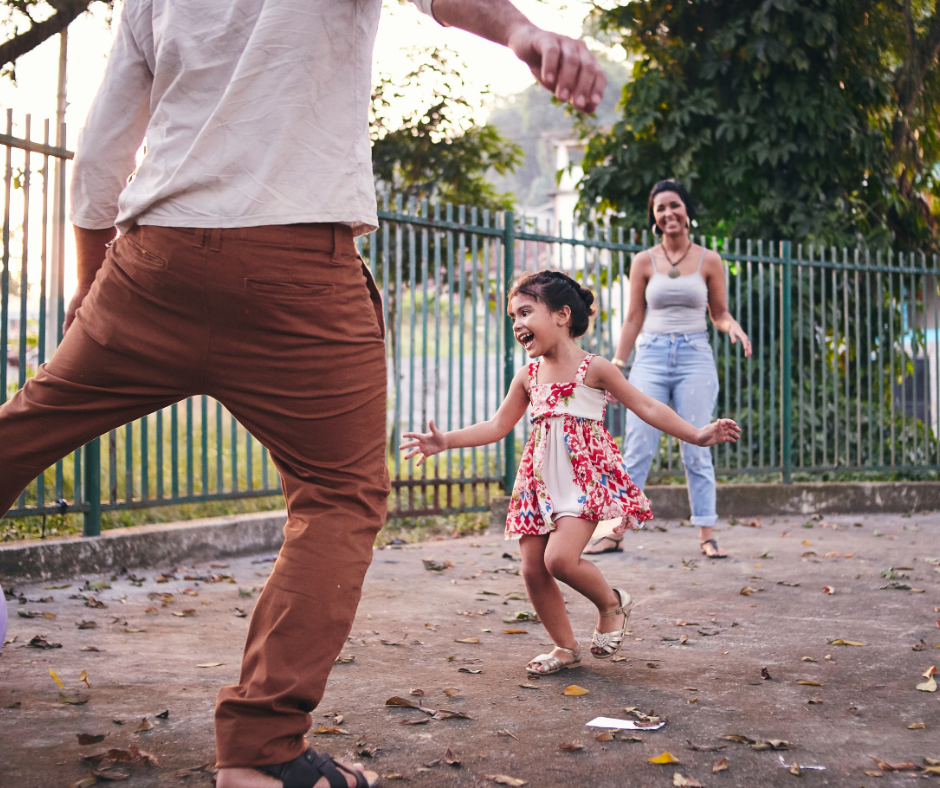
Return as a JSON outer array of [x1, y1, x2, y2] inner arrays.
[[83, 439, 101, 536], [781, 240, 793, 482], [502, 210, 516, 492]]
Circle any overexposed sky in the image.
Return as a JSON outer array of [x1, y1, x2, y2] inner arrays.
[[0, 0, 600, 141]]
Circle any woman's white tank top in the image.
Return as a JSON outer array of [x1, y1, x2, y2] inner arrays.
[[641, 247, 709, 335]]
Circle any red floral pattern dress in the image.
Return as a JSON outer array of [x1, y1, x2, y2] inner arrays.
[[505, 354, 653, 538]]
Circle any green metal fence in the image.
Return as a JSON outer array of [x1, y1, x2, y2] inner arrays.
[[3, 112, 940, 537]]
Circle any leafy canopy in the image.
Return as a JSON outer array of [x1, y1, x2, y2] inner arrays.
[[371, 46, 522, 212], [579, 0, 940, 250]]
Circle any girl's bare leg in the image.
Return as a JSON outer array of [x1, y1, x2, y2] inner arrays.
[[519, 534, 578, 670], [543, 517, 623, 655]]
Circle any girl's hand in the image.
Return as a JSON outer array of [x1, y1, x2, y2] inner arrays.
[[729, 323, 752, 357], [400, 419, 447, 465], [694, 418, 741, 447]]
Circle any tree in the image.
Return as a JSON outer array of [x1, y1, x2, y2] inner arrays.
[[0, 1, 111, 77], [371, 46, 522, 213], [578, 0, 940, 251]]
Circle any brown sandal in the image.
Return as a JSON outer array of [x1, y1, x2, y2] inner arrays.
[[700, 538, 727, 558]]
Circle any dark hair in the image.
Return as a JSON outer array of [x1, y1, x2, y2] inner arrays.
[[507, 270, 596, 338], [647, 180, 696, 234]]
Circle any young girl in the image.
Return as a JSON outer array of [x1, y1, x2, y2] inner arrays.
[[401, 271, 740, 675]]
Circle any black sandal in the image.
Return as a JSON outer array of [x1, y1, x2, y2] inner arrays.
[[700, 538, 727, 559], [584, 536, 623, 555], [260, 748, 378, 788]]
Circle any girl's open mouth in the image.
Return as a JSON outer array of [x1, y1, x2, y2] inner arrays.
[[517, 331, 535, 349]]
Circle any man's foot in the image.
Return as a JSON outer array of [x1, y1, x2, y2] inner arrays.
[[216, 759, 376, 788], [583, 535, 623, 555]]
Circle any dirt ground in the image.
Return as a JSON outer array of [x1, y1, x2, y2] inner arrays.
[[2, 511, 939, 788]]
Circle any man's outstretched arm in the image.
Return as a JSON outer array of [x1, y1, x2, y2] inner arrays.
[[430, 0, 606, 113]]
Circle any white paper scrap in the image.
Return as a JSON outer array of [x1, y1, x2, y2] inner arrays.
[[585, 717, 666, 731]]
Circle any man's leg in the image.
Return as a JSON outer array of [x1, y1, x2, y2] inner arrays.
[[0, 227, 207, 514], [202, 224, 389, 769]]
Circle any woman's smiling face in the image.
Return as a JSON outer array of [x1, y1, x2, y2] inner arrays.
[[652, 190, 689, 236], [508, 293, 568, 358]]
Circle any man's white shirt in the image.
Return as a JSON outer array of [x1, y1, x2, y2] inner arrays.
[[70, 0, 436, 236]]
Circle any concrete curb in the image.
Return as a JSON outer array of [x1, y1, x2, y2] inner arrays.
[[487, 480, 940, 533], [0, 510, 287, 584]]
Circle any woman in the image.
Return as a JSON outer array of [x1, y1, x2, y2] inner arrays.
[[586, 180, 751, 558]]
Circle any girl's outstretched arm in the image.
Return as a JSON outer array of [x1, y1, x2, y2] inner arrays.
[[400, 366, 531, 465], [586, 357, 742, 447]]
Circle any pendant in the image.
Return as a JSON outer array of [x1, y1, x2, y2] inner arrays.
[[668, 267, 681, 279]]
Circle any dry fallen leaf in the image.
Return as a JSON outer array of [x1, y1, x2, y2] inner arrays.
[[432, 710, 471, 720], [827, 639, 866, 646], [312, 726, 350, 735], [916, 665, 937, 692], [444, 748, 460, 767], [796, 680, 823, 686], [196, 662, 224, 668], [751, 740, 791, 751], [721, 735, 755, 744], [334, 655, 355, 665], [79, 670, 90, 689], [496, 729, 518, 740], [502, 630, 528, 635], [907, 722, 925, 729], [649, 752, 680, 764], [77, 620, 97, 629], [557, 742, 583, 751], [443, 688, 461, 698], [870, 756, 918, 771], [739, 586, 756, 596], [478, 775, 526, 787], [518, 683, 538, 690], [713, 757, 728, 773], [761, 667, 773, 681], [673, 775, 703, 788], [562, 685, 589, 696], [789, 761, 802, 776], [595, 730, 616, 742], [410, 688, 425, 697], [77, 733, 106, 746], [385, 696, 434, 715], [69, 772, 98, 788], [822, 585, 835, 594], [136, 718, 153, 733], [800, 656, 817, 662], [455, 638, 480, 644]]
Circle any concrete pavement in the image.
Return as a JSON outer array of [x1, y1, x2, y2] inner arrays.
[[1, 511, 939, 787]]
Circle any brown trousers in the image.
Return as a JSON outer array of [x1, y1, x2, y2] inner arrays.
[[0, 224, 390, 767]]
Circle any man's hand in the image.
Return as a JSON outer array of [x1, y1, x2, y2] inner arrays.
[[431, 0, 606, 113], [66, 226, 117, 334], [506, 25, 605, 113]]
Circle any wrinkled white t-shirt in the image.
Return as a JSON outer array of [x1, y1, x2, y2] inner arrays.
[[70, 0, 436, 236]]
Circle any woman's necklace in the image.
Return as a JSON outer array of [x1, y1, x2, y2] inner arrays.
[[661, 238, 693, 279]]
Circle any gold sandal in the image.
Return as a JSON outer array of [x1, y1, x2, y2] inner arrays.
[[526, 640, 581, 675], [591, 588, 632, 659]]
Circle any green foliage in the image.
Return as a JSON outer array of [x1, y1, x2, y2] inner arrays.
[[371, 46, 523, 212], [579, 0, 940, 250]]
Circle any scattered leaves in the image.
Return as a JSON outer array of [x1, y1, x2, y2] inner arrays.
[[827, 639, 866, 647], [713, 758, 729, 773], [136, 718, 153, 733], [77, 733, 106, 746], [557, 742, 583, 751], [196, 662, 224, 668], [673, 775, 703, 787], [455, 638, 480, 644], [916, 665, 937, 692]]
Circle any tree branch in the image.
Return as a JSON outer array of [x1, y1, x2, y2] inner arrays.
[[0, 0, 96, 70]]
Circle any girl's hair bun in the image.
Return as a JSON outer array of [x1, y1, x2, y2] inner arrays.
[[507, 270, 596, 338]]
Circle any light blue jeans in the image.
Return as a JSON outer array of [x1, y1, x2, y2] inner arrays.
[[624, 332, 719, 526]]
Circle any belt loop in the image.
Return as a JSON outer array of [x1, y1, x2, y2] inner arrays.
[[191, 228, 206, 248], [208, 228, 222, 252]]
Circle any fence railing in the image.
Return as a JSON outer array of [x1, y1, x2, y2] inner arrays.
[[3, 113, 940, 537]]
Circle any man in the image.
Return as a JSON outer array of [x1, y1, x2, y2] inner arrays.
[[0, 1, 605, 785]]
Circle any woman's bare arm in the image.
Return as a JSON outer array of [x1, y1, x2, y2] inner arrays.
[[702, 250, 752, 356]]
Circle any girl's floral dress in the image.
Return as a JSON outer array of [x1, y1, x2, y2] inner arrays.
[[505, 354, 653, 538]]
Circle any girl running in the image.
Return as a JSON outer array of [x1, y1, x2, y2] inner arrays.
[[400, 271, 740, 675]]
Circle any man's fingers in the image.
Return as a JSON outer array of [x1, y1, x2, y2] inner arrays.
[[537, 36, 561, 92], [552, 37, 582, 103]]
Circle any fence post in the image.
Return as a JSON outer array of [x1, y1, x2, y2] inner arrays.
[[83, 438, 101, 536], [502, 211, 516, 493], [781, 240, 793, 484]]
